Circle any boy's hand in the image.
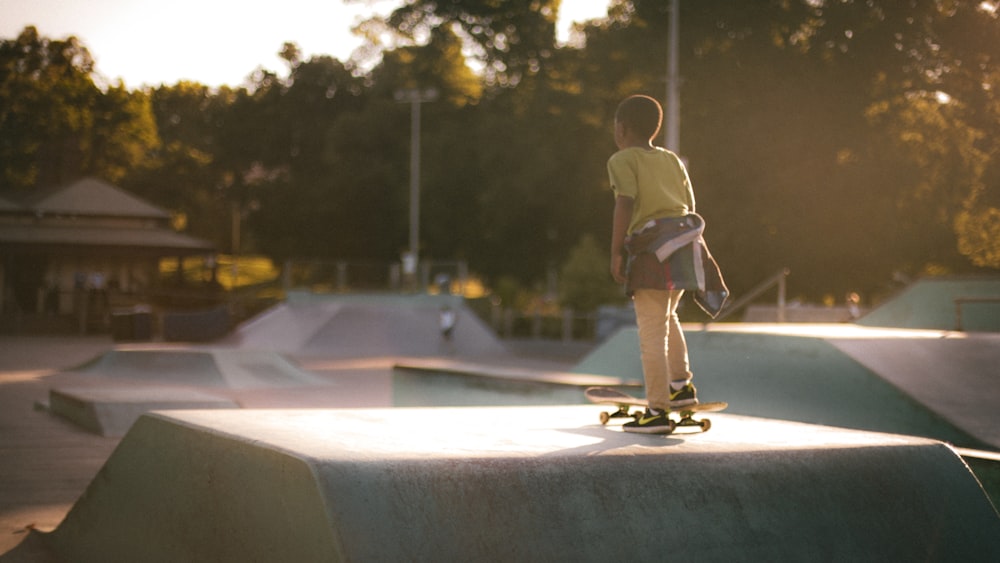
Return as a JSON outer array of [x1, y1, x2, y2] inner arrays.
[[610, 196, 633, 285], [610, 253, 627, 285]]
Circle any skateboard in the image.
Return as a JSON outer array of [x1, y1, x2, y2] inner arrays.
[[584, 386, 727, 433]]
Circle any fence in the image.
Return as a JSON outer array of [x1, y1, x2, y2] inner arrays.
[[282, 259, 470, 294], [490, 306, 599, 342]]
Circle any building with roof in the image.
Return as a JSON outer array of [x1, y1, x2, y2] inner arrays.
[[0, 178, 216, 332]]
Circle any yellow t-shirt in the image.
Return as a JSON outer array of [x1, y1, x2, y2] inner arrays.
[[608, 147, 694, 234]]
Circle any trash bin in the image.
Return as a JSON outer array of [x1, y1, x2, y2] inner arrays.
[[131, 305, 153, 340], [111, 305, 153, 342], [111, 310, 133, 341]]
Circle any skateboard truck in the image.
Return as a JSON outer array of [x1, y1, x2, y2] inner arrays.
[[598, 405, 644, 425], [585, 386, 726, 434]]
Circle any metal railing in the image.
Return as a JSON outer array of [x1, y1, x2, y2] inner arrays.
[[708, 268, 791, 324], [954, 297, 1000, 331], [281, 259, 469, 293]]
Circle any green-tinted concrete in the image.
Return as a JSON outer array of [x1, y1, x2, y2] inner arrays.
[[859, 276, 1000, 331], [48, 412, 339, 562], [574, 327, 989, 449], [45, 407, 1000, 562], [959, 449, 1000, 512], [828, 332, 1000, 448], [393, 358, 637, 407]]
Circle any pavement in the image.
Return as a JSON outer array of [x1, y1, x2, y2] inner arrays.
[[0, 332, 583, 560], [40, 407, 1000, 561], [0, 336, 122, 560], [2, 291, 999, 559]]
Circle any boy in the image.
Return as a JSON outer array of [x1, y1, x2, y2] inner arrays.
[[608, 94, 702, 434]]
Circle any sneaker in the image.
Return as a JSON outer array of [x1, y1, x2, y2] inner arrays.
[[623, 408, 674, 434], [669, 383, 698, 408]]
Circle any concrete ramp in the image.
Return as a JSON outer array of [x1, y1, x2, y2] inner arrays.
[[575, 325, 995, 449], [64, 347, 328, 388], [45, 348, 334, 436], [45, 407, 999, 562], [827, 331, 1000, 450], [224, 301, 344, 352], [227, 295, 508, 358], [48, 386, 238, 437], [859, 276, 1000, 331]]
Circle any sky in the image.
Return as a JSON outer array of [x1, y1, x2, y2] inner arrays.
[[0, 0, 611, 89]]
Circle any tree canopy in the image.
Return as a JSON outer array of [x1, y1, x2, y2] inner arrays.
[[2, 0, 998, 309], [0, 26, 157, 190]]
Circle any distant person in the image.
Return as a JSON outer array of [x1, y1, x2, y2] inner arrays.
[[440, 305, 457, 341], [846, 292, 862, 321], [607, 94, 726, 434], [435, 272, 452, 294]]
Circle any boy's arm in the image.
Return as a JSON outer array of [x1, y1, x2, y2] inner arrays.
[[610, 195, 633, 285]]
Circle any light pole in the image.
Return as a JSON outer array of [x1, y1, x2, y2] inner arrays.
[[394, 87, 439, 282], [665, 0, 680, 153]]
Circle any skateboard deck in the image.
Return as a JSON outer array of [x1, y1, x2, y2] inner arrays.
[[584, 386, 727, 432]]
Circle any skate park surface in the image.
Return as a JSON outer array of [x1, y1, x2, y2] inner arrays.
[[38, 408, 1000, 562], [2, 278, 999, 561]]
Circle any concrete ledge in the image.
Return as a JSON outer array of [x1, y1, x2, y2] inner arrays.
[[395, 357, 640, 387], [392, 358, 640, 407], [959, 448, 1000, 510], [49, 386, 238, 437], [47, 407, 1000, 562]]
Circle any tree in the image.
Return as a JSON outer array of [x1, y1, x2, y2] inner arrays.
[[573, 0, 999, 303], [797, 0, 1000, 277], [358, 0, 562, 87], [0, 26, 157, 190], [234, 52, 369, 260], [122, 81, 234, 245], [10, 3, 997, 308], [559, 234, 625, 312]]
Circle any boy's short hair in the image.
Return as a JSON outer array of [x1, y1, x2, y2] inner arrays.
[[616, 95, 663, 141]]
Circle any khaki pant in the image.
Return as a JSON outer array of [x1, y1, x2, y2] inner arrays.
[[633, 289, 692, 410]]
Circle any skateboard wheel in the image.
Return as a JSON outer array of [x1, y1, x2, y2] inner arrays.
[[700, 419, 711, 432], [668, 420, 677, 433], [599, 412, 610, 425]]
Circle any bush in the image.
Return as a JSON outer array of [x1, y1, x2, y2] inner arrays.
[[559, 235, 627, 313]]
